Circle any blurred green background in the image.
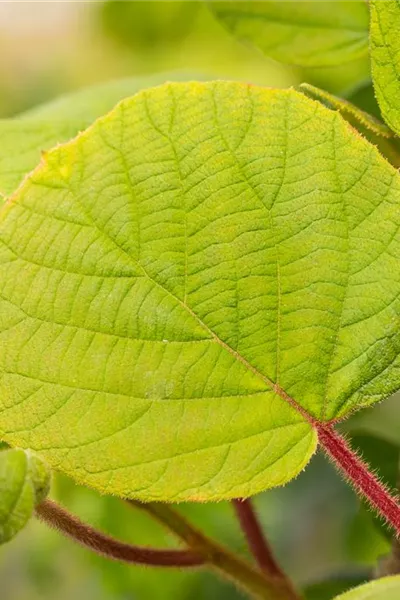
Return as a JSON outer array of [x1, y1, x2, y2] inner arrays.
[[0, 2, 398, 599]]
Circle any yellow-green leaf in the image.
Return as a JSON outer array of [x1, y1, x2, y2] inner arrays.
[[0, 82, 399, 502]]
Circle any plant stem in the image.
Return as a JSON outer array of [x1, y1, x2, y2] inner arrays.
[[232, 498, 288, 579], [35, 499, 203, 567], [317, 424, 400, 535], [128, 500, 301, 600]]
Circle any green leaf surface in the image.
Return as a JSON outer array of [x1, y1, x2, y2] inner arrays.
[[0, 82, 400, 501], [0, 449, 51, 544], [371, 0, 400, 137], [334, 575, 400, 599], [209, 1, 369, 67], [0, 73, 203, 200]]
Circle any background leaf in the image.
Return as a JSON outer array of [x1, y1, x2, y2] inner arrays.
[[209, 1, 369, 67], [348, 433, 399, 542], [100, 0, 199, 50], [0, 449, 51, 544], [19, 71, 203, 122], [371, 0, 400, 137], [344, 393, 400, 448], [0, 82, 400, 501], [333, 575, 400, 599], [304, 576, 367, 600]]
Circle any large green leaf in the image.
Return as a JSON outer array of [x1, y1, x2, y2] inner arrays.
[[0, 73, 203, 200], [334, 575, 400, 599], [370, 0, 400, 137], [209, 1, 369, 67], [0, 82, 400, 501], [0, 448, 50, 544]]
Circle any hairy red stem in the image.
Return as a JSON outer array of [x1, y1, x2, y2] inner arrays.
[[36, 499, 203, 567], [232, 498, 286, 579], [317, 424, 400, 535]]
